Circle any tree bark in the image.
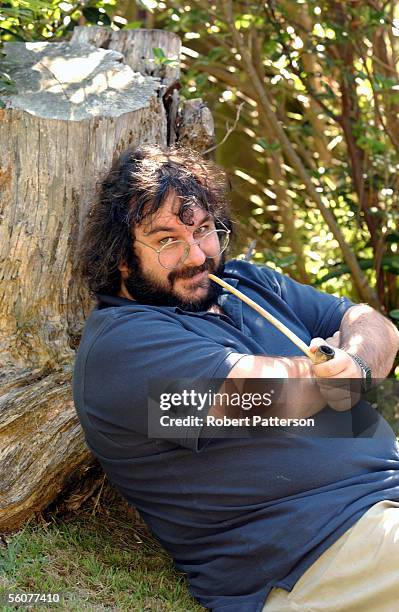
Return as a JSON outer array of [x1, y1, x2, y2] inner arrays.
[[0, 30, 213, 532]]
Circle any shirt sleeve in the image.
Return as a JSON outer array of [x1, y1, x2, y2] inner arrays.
[[82, 309, 246, 453], [267, 268, 355, 339]]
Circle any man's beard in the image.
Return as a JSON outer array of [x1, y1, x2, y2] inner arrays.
[[123, 252, 225, 312]]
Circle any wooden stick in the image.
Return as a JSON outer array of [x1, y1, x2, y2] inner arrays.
[[208, 274, 334, 364]]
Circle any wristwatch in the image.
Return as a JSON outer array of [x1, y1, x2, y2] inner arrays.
[[348, 353, 372, 392]]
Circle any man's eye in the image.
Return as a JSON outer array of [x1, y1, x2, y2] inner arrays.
[[196, 225, 211, 235], [159, 237, 175, 246]]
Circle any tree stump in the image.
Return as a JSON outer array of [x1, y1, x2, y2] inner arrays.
[[0, 30, 214, 531], [70, 27, 215, 151]]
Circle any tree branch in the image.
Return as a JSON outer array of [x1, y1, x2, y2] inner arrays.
[[203, 101, 244, 154], [219, 0, 380, 307]]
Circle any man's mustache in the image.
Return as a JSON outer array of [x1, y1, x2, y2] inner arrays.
[[168, 260, 215, 283]]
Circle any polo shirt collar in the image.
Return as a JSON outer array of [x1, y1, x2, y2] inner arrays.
[[95, 276, 243, 330]]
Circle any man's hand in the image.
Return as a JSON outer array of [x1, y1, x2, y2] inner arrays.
[[310, 335, 362, 379], [309, 335, 362, 411]]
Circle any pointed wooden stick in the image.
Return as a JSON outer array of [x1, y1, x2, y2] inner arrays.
[[208, 274, 334, 364]]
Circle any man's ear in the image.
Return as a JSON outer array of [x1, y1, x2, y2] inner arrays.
[[118, 261, 130, 278]]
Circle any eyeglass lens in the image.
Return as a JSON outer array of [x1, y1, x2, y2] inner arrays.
[[158, 230, 229, 269]]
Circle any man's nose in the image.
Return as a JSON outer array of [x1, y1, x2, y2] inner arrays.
[[184, 241, 207, 267]]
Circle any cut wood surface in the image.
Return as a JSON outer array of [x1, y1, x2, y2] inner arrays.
[[71, 26, 181, 88], [0, 29, 214, 531]]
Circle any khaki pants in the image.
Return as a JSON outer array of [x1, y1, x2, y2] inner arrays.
[[263, 500, 399, 612]]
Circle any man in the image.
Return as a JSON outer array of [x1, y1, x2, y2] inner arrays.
[[73, 145, 399, 611]]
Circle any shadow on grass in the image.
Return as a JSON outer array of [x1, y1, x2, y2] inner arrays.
[[0, 480, 205, 611]]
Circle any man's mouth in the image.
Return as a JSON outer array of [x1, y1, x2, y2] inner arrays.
[[183, 270, 208, 284], [169, 262, 212, 284]]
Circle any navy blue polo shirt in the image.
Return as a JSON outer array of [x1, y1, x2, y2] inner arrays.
[[73, 260, 399, 611]]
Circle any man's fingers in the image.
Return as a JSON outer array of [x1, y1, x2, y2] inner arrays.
[[310, 333, 340, 351], [313, 360, 346, 377], [309, 337, 325, 353], [326, 331, 340, 348], [312, 348, 358, 378], [309, 338, 363, 378], [316, 380, 362, 412]]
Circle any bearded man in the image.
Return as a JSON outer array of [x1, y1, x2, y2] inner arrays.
[[73, 145, 399, 612]]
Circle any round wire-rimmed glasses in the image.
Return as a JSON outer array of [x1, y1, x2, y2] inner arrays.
[[135, 220, 231, 270]]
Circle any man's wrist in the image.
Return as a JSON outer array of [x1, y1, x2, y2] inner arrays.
[[346, 351, 372, 391]]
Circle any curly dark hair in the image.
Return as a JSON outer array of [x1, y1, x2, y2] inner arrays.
[[77, 144, 233, 295]]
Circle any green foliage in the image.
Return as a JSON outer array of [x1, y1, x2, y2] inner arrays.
[[0, 1, 119, 44], [123, 20, 143, 29], [256, 138, 281, 153], [1, 0, 399, 353], [147, 1, 398, 331], [152, 45, 179, 66], [316, 256, 399, 284]]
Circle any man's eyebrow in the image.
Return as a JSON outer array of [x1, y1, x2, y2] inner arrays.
[[143, 213, 212, 236], [144, 225, 176, 236]]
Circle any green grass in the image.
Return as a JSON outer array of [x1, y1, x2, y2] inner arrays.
[[0, 486, 205, 612]]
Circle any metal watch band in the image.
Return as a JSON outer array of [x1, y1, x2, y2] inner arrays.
[[349, 352, 372, 392]]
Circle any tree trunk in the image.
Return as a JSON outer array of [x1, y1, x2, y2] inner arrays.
[[0, 29, 213, 532]]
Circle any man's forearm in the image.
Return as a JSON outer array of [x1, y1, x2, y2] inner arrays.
[[228, 354, 314, 379], [339, 304, 399, 378], [219, 354, 326, 419]]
